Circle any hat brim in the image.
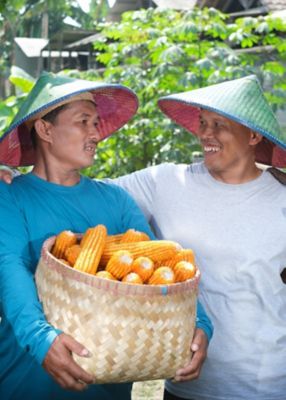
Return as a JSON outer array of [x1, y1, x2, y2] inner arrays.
[[0, 83, 138, 167], [158, 98, 286, 168]]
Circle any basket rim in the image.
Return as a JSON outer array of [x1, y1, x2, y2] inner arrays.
[[40, 235, 200, 296]]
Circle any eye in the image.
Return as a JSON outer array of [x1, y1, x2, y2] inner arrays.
[[214, 120, 225, 129], [81, 119, 88, 125]]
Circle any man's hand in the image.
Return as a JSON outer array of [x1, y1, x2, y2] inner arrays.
[[43, 333, 95, 391], [0, 168, 13, 184], [173, 328, 208, 382]]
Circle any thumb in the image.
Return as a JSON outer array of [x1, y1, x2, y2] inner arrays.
[[63, 334, 92, 358]]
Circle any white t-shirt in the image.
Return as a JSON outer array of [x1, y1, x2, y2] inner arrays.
[[114, 162, 286, 400]]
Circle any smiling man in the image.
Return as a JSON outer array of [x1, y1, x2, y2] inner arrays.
[[111, 75, 286, 400]]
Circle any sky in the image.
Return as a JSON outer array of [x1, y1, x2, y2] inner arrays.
[[77, 0, 116, 13]]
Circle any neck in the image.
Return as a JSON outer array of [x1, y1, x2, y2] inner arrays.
[[32, 157, 81, 186], [207, 161, 262, 184]]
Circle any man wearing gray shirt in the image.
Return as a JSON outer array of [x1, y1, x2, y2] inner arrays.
[[114, 75, 286, 400], [1, 75, 286, 399]]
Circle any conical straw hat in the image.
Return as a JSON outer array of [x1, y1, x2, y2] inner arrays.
[[158, 75, 286, 167], [0, 72, 139, 167]]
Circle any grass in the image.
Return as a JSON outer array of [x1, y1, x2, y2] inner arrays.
[[132, 380, 164, 400]]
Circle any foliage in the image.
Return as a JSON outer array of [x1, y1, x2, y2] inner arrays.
[[1, 7, 286, 178], [0, 0, 97, 96], [84, 7, 286, 177]]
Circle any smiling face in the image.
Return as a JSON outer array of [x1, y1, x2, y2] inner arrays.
[[197, 109, 262, 183], [38, 100, 101, 171]]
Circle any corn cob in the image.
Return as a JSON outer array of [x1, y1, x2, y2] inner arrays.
[[95, 270, 116, 281], [131, 256, 154, 283], [105, 233, 124, 245], [148, 266, 175, 285], [80, 227, 93, 247], [122, 272, 143, 285], [106, 250, 134, 279], [65, 244, 81, 267], [155, 248, 196, 269], [173, 261, 196, 282], [120, 229, 150, 243], [52, 230, 77, 259], [101, 240, 181, 266], [74, 224, 107, 275]]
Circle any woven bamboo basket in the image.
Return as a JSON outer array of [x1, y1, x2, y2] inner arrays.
[[35, 236, 200, 384]]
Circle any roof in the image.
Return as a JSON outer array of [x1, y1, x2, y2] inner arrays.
[[14, 38, 49, 57], [65, 33, 101, 50], [153, 0, 286, 12], [261, 0, 286, 10]]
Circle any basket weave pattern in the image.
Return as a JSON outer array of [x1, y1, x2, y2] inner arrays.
[[35, 236, 200, 383]]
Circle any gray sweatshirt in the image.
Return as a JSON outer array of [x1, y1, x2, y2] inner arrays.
[[114, 161, 286, 400]]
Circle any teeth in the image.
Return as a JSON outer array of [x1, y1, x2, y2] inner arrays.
[[204, 146, 219, 153], [85, 146, 94, 151]]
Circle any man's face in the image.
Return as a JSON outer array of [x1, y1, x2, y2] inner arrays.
[[47, 100, 100, 170], [197, 109, 258, 180]]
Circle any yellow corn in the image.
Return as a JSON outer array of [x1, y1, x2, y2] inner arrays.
[[131, 256, 154, 283], [95, 270, 117, 281], [65, 244, 82, 267], [122, 272, 143, 285], [106, 250, 134, 279], [105, 233, 124, 245], [155, 248, 196, 269], [148, 266, 175, 285], [74, 224, 107, 274], [173, 261, 197, 282], [101, 240, 181, 266], [120, 229, 150, 243], [52, 230, 77, 259]]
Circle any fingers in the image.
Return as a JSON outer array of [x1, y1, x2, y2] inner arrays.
[[43, 333, 94, 391], [63, 334, 92, 358], [174, 328, 208, 382], [0, 169, 13, 184]]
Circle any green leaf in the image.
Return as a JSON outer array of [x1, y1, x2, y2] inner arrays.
[[9, 66, 35, 93]]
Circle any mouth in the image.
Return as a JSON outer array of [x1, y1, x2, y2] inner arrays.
[[202, 144, 221, 155], [84, 144, 96, 154]]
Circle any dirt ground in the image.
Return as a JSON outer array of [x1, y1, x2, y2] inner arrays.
[[132, 380, 164, 400]]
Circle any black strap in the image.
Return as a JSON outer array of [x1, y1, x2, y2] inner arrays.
[[267, 167, 286, 185]]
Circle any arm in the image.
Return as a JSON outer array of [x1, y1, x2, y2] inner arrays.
[[0, 183, 93, 390]]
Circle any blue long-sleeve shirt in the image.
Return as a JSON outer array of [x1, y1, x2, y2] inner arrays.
[[0, 173, 213, 399], [0, 174, 156, 399]]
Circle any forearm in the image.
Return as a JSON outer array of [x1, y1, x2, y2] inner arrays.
[[196, 300, 213, 342], [0, 253, 60, 363]]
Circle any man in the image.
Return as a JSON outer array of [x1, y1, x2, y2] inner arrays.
[[0, 72, 212, 399], [111, 75, 286, 399]]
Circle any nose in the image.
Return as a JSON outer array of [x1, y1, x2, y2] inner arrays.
[[88, 124, 101, 142], [198, 124, 215, 140]]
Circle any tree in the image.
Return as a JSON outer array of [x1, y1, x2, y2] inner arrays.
[[0, 0, 95, 97], [1, 7, 286, 177], [80, 7, 286, 177]]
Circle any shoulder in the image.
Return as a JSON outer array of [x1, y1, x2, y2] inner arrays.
[[0, 181, 12, 199], [266, 167, 286, 186], [86, 176, 133, 199]]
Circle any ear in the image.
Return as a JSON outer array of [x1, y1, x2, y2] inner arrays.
[[34, 119, 54, 144], [249, 130, 263, 146]]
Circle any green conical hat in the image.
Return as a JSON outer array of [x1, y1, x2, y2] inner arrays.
[[158, 75, 286, 167], [0, 72, 138, 167]]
